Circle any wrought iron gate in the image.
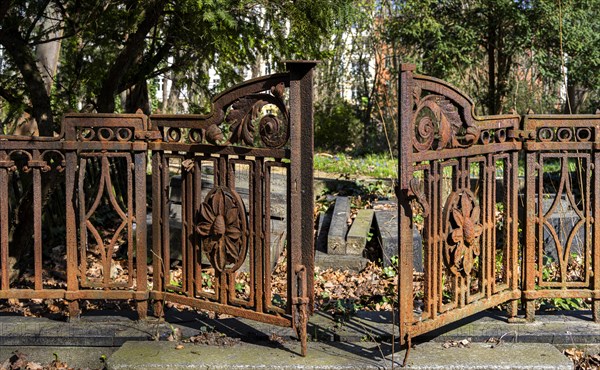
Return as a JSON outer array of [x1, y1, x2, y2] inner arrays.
[[0, 61, 315, 356], [148, 61, 316, 355], [397, 64, 600, 346]]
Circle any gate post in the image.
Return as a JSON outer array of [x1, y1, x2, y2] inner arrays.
[[398, 63, 416, 346], [287, 60, 317, 356]]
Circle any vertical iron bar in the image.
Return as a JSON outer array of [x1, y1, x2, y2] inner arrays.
[[486, 155, 493, 299], [185, 160, 195, 297], [181, 162, 188, 295], [398, 63, 416, 346], [151, 151, 164, 316], [264, 164, 273, 310], [193, 159, 202, 294], [594, 149, 600, 321], [525, 148, 537, 321], [0, 164, 9, 291], [65, 150, 79, 317], [134, 150, 147, 319], [423, 167, 433, 320], [508, 150, 520, 318], [254, 159, 263, 312], [33, 164, 43, 291]]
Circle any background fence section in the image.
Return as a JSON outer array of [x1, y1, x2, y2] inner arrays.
[[523, 115, 600, 322]]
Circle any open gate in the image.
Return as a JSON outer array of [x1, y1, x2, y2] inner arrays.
[[148, 61, 316, 355], [398, 64, 600, 346]]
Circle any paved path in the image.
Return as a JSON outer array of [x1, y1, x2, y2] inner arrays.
[[0, 309, 596, 368]]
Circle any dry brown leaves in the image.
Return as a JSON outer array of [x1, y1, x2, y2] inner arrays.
[[314, 262, 398, 312], [183, 332, 240, 346], [564, 348, 600, 370], [442, 338, 471, 348], [0, 351, 73, 370]]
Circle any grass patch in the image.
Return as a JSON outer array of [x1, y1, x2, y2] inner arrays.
[[314, 153, 397, 179]]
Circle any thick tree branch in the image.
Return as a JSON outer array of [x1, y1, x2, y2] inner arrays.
[[96, 0, 168, 112], [0, 27, 54, 136]]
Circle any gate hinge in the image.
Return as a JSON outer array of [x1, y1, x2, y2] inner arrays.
[[507, 129, 535, 141], [135, 130, 163, 141]]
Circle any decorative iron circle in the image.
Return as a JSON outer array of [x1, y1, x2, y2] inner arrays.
[[557, 127, 573, 142], [196, 186, 248, 273], [480, 130, 491, 145], [259, 114, 288, 148], [576, 127, 592, 142], [442, 189, 483, 277], [79, 128, 95, 141], [116, 128, 133, 142], [41, 150, 66, 172], [538, 127, 554, 142], [98, 127, 115, 141], [189, 129, 203, 143], [413, 113, 435, 152], [495, 129, 506, 143], [167, 128, 182, 143]]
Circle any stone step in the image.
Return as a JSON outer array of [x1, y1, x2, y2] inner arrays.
[[346, 209, 374, 255], [402, 342, 573, 370], [314, 250, 369, 272], [105, 341, 574, 370]]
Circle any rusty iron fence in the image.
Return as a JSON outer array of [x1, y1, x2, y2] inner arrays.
[[0, 61, 315, 355], [398, 64, 600, 347]]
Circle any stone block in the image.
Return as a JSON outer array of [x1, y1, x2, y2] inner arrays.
[[346, 209, 374, 255], [374, 208, 423, 272], [327, 197, 350, 255], [314, 250, 368, 272]]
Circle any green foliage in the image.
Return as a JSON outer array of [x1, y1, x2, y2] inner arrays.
[[314, 98, 363, 152], [0, 0, 354, 128], [314, 153, 397, 179], [202, 272, 213, 289], [382, 256, 398, 278], [321, 298, 361, 322], [234, 281, 246, 293], [533, 0, 600, 106]]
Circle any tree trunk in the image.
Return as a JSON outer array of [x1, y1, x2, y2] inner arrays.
[[35, 4, 63, 95], [125, 80, 151, 114], [563, 84, 588, 114], [487, 23, 497, 115], [96, 0, 167, 113], [0, 28, 54, 136], [161, 73, 170, 113]]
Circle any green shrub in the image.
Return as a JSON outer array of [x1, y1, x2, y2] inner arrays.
[[314, 98, 363, 152]]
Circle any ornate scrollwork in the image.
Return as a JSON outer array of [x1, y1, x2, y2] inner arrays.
[[412, 88, 479, 152], [208, 83, 289, 148], [196, 186, 248, 273], [443, 190, 482, 276], [408, 177, 430, 218]]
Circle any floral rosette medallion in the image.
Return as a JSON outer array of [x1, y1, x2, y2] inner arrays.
[[196, 186, 248, 273], [443, 189, 483, 277]]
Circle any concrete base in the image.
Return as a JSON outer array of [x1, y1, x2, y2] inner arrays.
[[107, 341, 392, 370], [0, 309, 596, 369], [105, 341, 574, 370], [402, 342, 573, 370], [0, 346, 116, 369]]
